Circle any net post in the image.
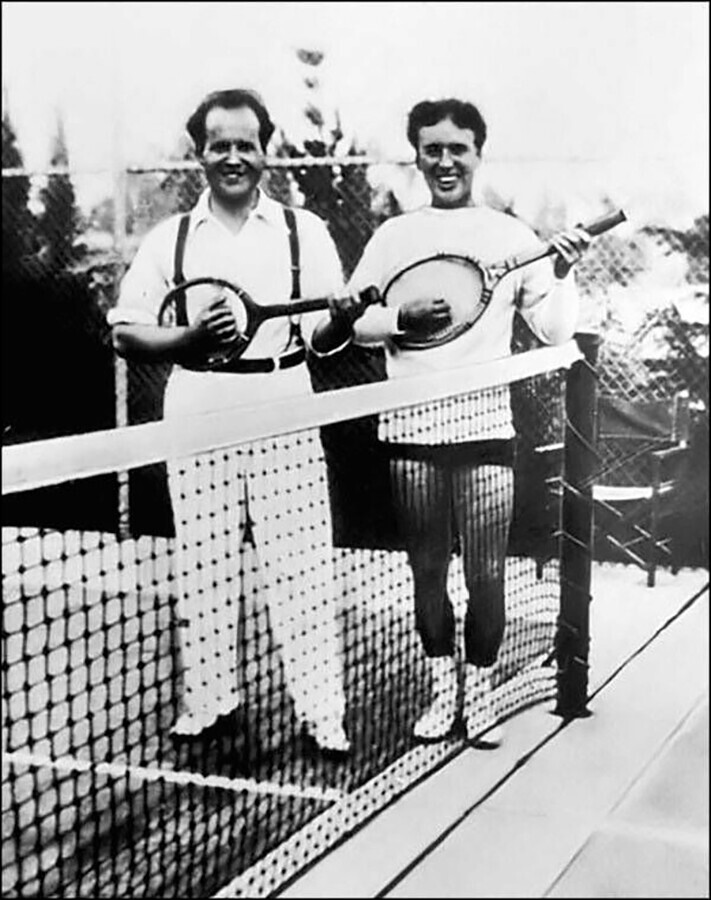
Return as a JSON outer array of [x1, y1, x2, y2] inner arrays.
[[111, 44, 130, 539], [555, 331, 600, 719]]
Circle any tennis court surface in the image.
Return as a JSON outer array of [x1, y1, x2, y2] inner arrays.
[[279, 564, 709, 899]]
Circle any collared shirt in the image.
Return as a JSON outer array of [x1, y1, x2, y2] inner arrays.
[[109, 189, 344, 415], [345, 205, 580, 443]]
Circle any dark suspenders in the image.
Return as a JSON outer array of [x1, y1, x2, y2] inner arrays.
[[172, 212, 191, 327], [283, 206, 301, 300], [172, 205, 302, 333], [282, 206, 304, 348]]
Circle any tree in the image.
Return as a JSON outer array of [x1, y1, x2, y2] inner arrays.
[[270, 48, 401, 279], [268, 50, 406, 551], [38, 114, 81, 271], [159, 136, 205, 215], [641, 215, 709, 286], [2, 104, 37, 275]]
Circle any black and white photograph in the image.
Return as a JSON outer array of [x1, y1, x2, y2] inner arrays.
[[2, 2, 708, 897]]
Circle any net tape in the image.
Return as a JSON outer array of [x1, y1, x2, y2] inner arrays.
[[3, 343, 580, 495]]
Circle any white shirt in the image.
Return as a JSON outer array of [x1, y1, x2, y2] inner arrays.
[[109, 189, 344, 417], [345, 205, 580, 443]]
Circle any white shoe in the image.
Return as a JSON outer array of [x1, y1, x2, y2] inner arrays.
[[414, 656, 458, 742], [310, 717, 351, 754], [463, 665, 503, 748], [170, 710, 219, 738]]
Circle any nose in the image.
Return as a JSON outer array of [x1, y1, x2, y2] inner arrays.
[[226, 143, 241, 163], [438, 148, 455, 169]]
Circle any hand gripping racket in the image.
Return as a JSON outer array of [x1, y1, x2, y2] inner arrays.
[[158, 280, 382, 371], [384, 208, 627, 350]]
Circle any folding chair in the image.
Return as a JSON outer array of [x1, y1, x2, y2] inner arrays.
[[592, 391, 692, 586]]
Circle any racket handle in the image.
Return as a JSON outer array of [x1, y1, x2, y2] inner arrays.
[[503, 208, 628, 272], [582, 208, 627, 237]]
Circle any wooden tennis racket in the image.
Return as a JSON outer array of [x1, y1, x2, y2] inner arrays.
[[385, 208, 626, 350], [158, 280, 382, 371]]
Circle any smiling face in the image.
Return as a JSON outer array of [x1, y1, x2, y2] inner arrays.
[[200, 105, 265, 208], [416, 116, 481, 209]]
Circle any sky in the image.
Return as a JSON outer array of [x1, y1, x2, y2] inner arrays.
[[2, 1, 709, 222]]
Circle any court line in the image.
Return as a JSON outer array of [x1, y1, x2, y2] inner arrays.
[[588, 581, 710, 702], [372, 580, 710, 898], [214, 664, 555, 898], [5, 750, 344, 804]]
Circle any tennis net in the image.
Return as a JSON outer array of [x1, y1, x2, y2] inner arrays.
[[2, 341, 583, 899]]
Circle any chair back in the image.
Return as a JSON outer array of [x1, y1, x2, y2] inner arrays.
[[596, 391, 690, 486]]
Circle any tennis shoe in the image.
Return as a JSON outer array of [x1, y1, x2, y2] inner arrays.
[[170, 709, 220, 738], [463, 665, 503, 748], [311, 717, 351, 755], [413, 656, 458, 742]]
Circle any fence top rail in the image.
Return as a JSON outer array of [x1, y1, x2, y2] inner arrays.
[[3, 154, 685, 179], [2, 342, 581, 496], [1, 156, 413, 179]]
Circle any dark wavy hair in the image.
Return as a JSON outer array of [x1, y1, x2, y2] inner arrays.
[[407, 99, 487, 153], [186, 89, 275, 153]]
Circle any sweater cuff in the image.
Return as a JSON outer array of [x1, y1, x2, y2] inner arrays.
[[358, 305, 406, 338]]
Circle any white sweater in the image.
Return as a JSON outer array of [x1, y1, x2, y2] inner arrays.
[[346, 205, 579, 443]]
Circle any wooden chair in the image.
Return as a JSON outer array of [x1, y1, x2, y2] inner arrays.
[[592, 391, 692, 586]]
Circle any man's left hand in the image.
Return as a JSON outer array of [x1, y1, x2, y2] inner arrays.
[[550, 225, 592, 278]]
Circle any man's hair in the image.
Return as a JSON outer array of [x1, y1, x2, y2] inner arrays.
[[186, 89, 275, 153], [407, 99, 487, 153]]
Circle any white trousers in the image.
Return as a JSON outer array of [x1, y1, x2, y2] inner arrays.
[[164, 371, 346, 735]]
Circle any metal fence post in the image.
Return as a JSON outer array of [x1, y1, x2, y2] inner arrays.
[[111, 46, 130, 538], [555, 332, 600, 719]]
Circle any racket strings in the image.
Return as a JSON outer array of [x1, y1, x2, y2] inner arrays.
[[384, 255, 488, 349]]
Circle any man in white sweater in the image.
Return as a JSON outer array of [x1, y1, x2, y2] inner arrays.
[[312, 98, 591, 747]]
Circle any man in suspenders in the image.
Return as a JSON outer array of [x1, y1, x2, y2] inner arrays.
[[109, 89, 350, 753]]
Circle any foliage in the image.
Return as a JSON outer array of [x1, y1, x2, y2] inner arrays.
[[38, 116, 84, 271], [269, 49, 401, 279], [3, 109, 113, 449], [575, 232, 648, 296], [2, 109, 38, 274], [159, 137, 205, 214], [641, 215, 709, 285]]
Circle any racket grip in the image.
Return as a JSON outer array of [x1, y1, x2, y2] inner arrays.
[[359, 285, 384, 307], [582, 208, 627, 237]]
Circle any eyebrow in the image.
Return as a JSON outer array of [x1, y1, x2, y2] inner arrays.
[[421, 141, 470, 151], [209, 138, 258, 148]]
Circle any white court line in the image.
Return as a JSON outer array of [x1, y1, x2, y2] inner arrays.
[[214, 663, 554, 898], [5, 750, 344, 804]]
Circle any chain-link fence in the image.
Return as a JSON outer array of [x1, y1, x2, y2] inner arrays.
[[2, 158, 709, 561]]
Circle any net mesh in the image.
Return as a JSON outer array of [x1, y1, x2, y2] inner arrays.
[[2, 345, 579, 899]]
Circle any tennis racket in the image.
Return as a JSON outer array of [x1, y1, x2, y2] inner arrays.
[[385, 208, 627, 350], [158, 280, 382, 371]]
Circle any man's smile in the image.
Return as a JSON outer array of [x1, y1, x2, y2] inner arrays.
[[220, 167, 250, 183], [434, 172, 459, 190]]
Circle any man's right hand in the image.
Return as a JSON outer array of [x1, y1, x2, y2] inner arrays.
[[189, 295, 239, 351], [327, 287, 378, 328], [311, 287, 380, 355], [397, 297, 453, 335]]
